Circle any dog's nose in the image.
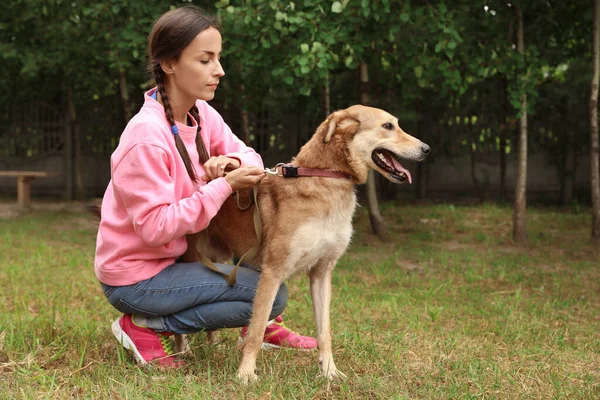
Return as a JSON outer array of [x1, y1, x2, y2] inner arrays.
[[421, 144, 431, 155]]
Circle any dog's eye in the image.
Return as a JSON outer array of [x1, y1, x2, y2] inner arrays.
[[382, 123, 394, 130]]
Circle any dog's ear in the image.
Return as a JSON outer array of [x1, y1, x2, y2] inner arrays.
[[322, 110, 359, 144]]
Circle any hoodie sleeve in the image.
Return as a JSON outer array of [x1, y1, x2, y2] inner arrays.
[[202, 102, 264, 168], [112, 143, 233, 247]]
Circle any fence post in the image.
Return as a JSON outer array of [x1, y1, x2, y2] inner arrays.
[[65, 89, 74, 201]]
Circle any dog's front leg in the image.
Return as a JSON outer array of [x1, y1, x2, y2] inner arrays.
[[310, 262, 346, 380], [236, 269, 283, 384]]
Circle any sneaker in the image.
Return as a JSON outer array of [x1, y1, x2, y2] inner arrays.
[[111, 314, 184, 367], [240, 315, 318, 350]]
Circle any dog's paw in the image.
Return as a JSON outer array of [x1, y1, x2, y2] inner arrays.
[[236, 369, 258, 384], [320, 368, 347, 381], [319, 358, 346, 381]]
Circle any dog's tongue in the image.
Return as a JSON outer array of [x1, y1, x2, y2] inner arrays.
[[391, 157, 412, 184]]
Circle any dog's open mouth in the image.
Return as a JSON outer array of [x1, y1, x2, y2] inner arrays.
[[372, 149, 412, 183]]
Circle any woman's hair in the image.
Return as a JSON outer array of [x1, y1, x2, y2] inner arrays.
[[148, 5, 218, 183]]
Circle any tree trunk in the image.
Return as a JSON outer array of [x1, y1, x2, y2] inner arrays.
[[513, 5, 528, 243], [119, 69, 133, 123], [239, 83, 251, 145], [469, 117, 483, 203], [322, 73, 331, 117], [415, 100, 427, 199], [590, 0, 600, 242], [501, 17, 514, 201], [562, 128, 575, 205], [416, 163, 428, 199], [360, 62, 387, 240], [499, 77, 508, 199], [67, 87, 84, 200]]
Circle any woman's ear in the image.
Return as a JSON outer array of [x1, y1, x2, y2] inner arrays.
[[160, 59, 177, 75]]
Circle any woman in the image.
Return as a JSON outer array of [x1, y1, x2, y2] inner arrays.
[[95, 5, 316, 367]]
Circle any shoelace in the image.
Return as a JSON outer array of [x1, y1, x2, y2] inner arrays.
[[159, 334, 175, 356]]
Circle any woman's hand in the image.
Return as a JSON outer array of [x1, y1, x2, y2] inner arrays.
[[224, 166, 266, 191], [201, 156, 241, 181]]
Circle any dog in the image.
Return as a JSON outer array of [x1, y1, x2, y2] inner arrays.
[[180, 105, 430, 382]]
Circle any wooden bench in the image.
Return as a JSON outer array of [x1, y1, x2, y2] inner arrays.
[[0, 171, 49, 208]]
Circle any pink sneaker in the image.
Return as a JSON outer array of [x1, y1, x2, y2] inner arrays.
[[241, 315, 317, 350], [111, 314, 184, 367]]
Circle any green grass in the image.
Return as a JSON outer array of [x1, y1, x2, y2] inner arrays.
[[0, 201, 599, 399]]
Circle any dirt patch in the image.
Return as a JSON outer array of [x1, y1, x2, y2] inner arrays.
[[0, 204, 19, 219]]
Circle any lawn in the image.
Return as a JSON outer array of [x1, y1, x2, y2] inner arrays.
[[0, 201, 598, 399]]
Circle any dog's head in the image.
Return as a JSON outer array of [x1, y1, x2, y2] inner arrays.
[[319, 105, 430, 184]]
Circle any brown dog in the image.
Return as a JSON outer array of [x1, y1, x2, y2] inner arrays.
[[180, 105, 430, 382]]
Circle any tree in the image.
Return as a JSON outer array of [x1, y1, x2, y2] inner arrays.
[[590, 0, 600, 242], [512, 4, 528, 243]]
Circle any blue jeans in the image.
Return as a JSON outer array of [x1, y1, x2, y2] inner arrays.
[[101, 262, 287, 334]]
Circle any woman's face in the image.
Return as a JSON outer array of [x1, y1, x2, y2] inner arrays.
[[167, 27, 225, 102]]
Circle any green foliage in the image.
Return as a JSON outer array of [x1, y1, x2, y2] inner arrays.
[[0, 0, 594, 197]]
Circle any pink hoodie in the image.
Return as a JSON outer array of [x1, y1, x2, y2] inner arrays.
[[95, 89, 263, 286]]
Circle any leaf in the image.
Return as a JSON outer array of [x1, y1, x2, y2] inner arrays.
[[414, 66, 423, 78], [345, 55, 354, 68], [300, 86, 312, 96], [300, 43, 309, 53], [331, 2, 343, 13], [400, 13, 409, 22]]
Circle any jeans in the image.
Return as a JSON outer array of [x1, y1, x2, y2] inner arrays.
[[101, 262, 287, 334]]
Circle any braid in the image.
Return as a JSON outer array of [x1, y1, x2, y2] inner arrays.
[[189, 105, 210, 165], [155, 70, 199, 183]]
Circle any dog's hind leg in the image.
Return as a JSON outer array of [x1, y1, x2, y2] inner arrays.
[[236, 269, 284, 384], [206, 330, 219, 344], [174, 333, 189, 354], [310, 261, 346, 380]]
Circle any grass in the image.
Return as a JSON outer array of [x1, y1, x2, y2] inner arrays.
[[0, 201, 598, 399]]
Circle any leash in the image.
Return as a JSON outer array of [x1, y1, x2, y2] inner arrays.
[[196, 185, 262, 286], [198, 163, 351, 285]]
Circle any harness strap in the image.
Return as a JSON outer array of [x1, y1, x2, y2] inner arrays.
[[197, 185, 261, 286]]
